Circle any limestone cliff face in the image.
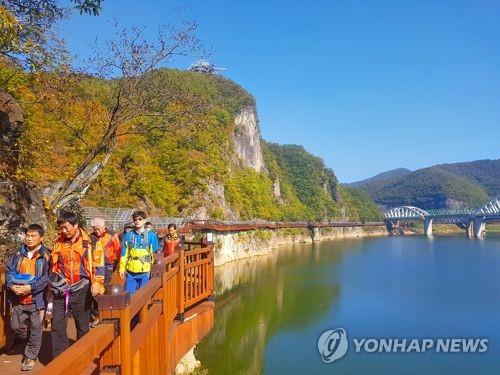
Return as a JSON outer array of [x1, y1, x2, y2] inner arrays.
[[232, 107, 266, 173], [185, 106, 269, 220], [181, 179, 238, 221], [272, 176, 282, 201]]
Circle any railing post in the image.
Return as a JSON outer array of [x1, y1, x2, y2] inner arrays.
[[161, 270, 170, 373], [208, 245, 214, 299], [177, 249, 185, 320], [97, 291, 132, 375]]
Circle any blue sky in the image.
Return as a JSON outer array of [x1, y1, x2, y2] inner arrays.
[[60, 0, 500, 182]]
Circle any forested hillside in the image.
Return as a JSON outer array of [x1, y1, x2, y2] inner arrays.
[[436, 160, 500, 197], [348, 168, 412, 188], [2, 64, 381, 221], [353, 160, 499, 209]]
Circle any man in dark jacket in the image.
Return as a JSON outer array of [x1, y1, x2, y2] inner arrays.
[[6, 224, 50, 371]]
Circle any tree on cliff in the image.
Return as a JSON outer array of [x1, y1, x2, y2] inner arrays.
[[0, 1, 211, 260], [44, 23, 208, 211], [1, 0, 208, 212]]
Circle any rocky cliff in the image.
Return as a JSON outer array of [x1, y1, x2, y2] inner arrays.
[[0, 90, 47, 261], [232, 107, 266, 173]]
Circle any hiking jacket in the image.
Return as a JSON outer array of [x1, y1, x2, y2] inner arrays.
[[90, 229, 121, 266], [119, 229, 159, 273], [6, 244, 50, 310], [51, 228, 104, 287], [163, 233, 179, 256]]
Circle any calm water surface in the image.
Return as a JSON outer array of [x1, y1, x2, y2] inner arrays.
[[196, 235, 500, 374]]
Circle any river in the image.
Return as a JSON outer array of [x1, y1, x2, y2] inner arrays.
[[195, 235, 500, 374]]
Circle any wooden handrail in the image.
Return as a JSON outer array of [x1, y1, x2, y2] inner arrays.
[[184, 258, 211, 269], [129, 277, 162, 318], [40, 323, 115, 374], [182, 219, 386, 233], [185, 247, 212, 258], [163, 252, 180, 264], [130, 303, 162, 354]]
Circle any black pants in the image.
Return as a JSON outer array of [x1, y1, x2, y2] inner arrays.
[[104, 263, 116, 285], [51, 284, 91, 358]]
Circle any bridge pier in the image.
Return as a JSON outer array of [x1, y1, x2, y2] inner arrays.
[[473, 217, 486, 238], [465, 220, 474, 238], [423, 218, 433, 236], [385, 220, 399, 235], [309, 226, 321, 241]]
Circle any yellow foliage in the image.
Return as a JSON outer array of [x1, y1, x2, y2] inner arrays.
[[0, 6, 21, 53]]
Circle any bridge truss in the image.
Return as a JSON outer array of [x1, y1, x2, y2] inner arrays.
[[384, 198, 500, 227]]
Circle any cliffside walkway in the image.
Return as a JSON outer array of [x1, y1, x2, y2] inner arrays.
[[0, 243, 215, 375], [81, 206, 386, 234], [178, 219, 386, 233]]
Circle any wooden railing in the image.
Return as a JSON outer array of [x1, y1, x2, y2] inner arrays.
[[183, 247, 214, 311], [0, 244, 214, 374]]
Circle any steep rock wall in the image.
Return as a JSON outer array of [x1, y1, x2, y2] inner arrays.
[[232, 107, 266, 173], [185, 106, 268, 220], [181, 179, 238, 220]]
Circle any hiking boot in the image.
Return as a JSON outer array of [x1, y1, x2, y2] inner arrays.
[[21, 357, 35, 371], [90, 317, 100, 328]]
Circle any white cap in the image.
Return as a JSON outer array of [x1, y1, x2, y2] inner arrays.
[[90, 217, 106, 228]]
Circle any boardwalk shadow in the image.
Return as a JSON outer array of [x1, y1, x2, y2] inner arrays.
[[38, 331, 52, 365], [38, 329, 76, 366]]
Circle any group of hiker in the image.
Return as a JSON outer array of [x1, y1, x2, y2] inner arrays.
[[4, 210, 180, 371]]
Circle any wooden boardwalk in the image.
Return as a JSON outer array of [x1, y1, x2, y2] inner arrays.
[[0, 321, 76, 373], [0, 244, 215, 374]]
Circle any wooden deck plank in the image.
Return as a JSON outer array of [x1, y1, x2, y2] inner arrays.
[[0, 318, 78, 374]]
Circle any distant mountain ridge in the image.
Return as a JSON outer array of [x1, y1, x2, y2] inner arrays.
[[348, 168, 412, 188], [349, 159, 500, 210]]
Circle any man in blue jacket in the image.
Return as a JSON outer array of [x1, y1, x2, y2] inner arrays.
[[119, 210, 159, 294], [6, 224, 50, 371]]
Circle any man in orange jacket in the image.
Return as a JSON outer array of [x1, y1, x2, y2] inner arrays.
[[90, 217, 121, 284], [50, 211, 105, 358], [89, 217, 121, 327], [163, 223, 179, 256]]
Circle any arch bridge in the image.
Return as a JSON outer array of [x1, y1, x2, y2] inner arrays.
[[384, 198, 500, 237]]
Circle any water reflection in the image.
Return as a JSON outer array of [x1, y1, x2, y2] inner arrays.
[[196, 239, 377, 374], [197, 234, 500, 374]]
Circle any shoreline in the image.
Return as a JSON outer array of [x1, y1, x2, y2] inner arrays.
[[212, 226, 388, 267]]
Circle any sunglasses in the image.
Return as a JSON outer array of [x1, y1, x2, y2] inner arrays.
[[133, 217, 145, 222]]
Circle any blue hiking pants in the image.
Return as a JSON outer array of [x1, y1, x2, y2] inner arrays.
[[124, 271, 150, 294]]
